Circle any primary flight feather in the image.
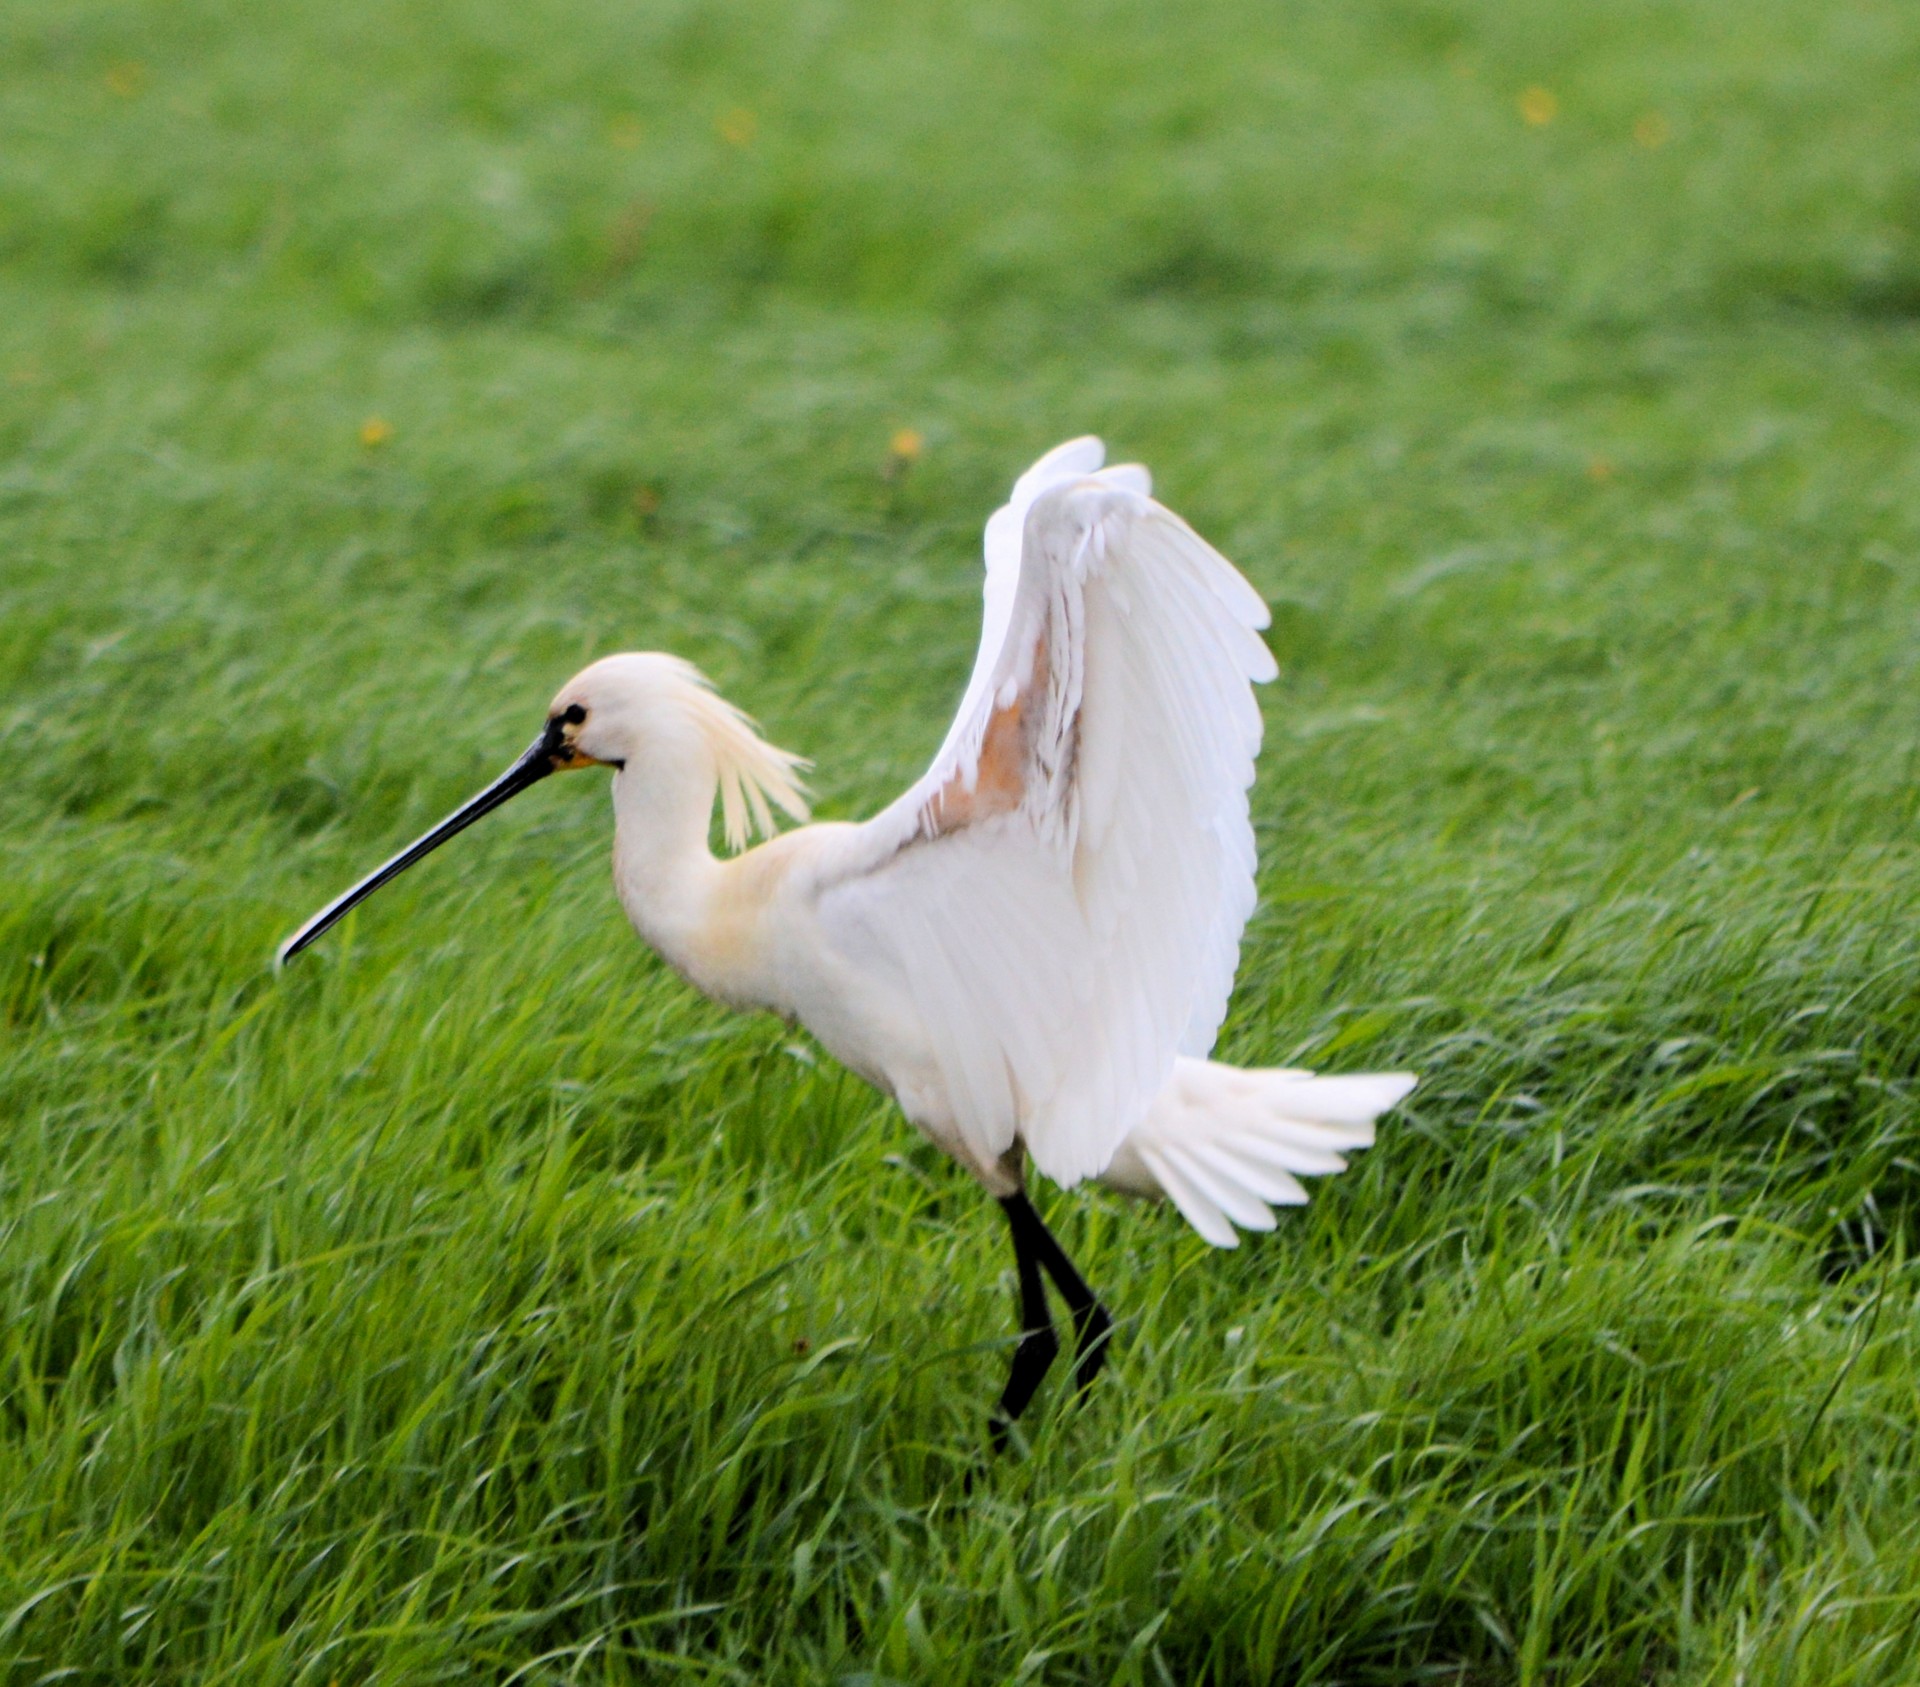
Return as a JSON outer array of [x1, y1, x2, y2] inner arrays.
[[280, 437, 1417, 1442]]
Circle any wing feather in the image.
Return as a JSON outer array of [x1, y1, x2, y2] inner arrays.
[[813, 440, 1275, 1185]]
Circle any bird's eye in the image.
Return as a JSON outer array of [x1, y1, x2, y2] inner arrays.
[[562, 703, 587, 726]]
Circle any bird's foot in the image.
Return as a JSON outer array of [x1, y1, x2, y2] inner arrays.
[[990, 1322, 1060, 1454]]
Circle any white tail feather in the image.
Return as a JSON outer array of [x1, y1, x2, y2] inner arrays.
[[1101, 1057, 1416, 1247]]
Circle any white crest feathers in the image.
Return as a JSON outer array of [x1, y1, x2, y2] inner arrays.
[[668, 661, 812, 851]]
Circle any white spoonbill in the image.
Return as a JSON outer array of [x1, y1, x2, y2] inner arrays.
[[280, 437, 1416, 1442]]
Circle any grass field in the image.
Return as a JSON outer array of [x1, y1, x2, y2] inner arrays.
[[8, 0, 1920, 1679]]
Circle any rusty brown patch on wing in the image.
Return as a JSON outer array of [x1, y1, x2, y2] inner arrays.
[[925, 633, 1047, 835]]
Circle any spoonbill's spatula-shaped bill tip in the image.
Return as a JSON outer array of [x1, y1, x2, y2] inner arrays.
[[275, 723, 566, 969]]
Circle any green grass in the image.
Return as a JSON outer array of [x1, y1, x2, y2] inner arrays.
[[7, 0, 1920, 1679]]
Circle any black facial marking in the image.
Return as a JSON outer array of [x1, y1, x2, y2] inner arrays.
[[562, 703, 587, 726]]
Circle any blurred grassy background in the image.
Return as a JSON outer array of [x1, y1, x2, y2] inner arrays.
[[7, 0, 1920, 1681]]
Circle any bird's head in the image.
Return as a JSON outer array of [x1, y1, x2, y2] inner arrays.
[[542, 651, 709, 772], [276, 652, 806, 966]]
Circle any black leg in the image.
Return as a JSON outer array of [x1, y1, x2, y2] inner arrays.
[[990, 1193, 1060, 1451], [1005, 1192, 1114, 1394]]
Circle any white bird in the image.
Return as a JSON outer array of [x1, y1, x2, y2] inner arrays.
[[280, 437, 1417, 1443]]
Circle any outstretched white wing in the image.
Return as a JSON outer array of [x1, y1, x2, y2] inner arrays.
[[814, 439, 1278, 1187]]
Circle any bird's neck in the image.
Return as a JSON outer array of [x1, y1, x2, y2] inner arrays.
[[608, 737, 725, 964]]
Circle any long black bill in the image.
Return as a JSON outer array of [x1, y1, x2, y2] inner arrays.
[[276, 728, 561, 968]]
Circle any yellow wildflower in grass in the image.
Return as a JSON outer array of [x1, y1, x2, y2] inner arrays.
[[884, 428, 925, 481], [607, 115, 644, 151], [1587, 455, 1616, 484], [104, 62, 146, 99], [1518, 86, 1558, 127], [717, 108, 757, 148], [1634, 111, 1671, 150], [359, 417, 393, 449]]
